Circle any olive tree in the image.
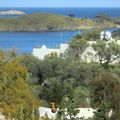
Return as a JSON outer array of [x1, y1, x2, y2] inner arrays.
[[90, 72, 120, 120], [66, 35, 89, 61], [92, 40, 120, 69]]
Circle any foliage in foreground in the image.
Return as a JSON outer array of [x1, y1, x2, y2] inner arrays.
[[0, 50, 40, 119]]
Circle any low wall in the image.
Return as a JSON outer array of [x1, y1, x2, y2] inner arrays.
[[38, 107, 95, 119]]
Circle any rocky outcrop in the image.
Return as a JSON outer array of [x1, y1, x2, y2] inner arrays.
[[0, 10, 25, 15]]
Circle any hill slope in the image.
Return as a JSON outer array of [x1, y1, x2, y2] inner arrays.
[[0, 13, 116, 32]]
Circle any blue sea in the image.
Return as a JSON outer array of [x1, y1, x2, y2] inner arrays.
[[0, 7, 120, 54], [0, 30, 80, 54], [0, 7, 120, 18]]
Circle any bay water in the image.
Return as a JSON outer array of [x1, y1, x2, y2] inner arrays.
[[0, 7, 120, 54]]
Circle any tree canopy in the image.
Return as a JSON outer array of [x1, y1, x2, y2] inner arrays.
[[90, 72, 120, 120], [0, 50, 39, 119]]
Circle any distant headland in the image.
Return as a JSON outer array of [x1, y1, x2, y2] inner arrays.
[[0, 13, 119, 32], [0, 10, 25, 15]]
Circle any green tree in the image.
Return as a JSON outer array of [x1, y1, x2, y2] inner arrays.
[[94, 13, 112, 23], [82, 29, 100, 41], [90, 72, 120, 120], [66, 35, 89, 61], [0, 50, 39, 119], [58, 88, 80, 120], [41, 77, 63, 105], [57, 89, 89, 120], [21, 54, 43, 84], [68, 13, 75, 21], [92, 40, 120, 69], [57, 79, 90, 120]]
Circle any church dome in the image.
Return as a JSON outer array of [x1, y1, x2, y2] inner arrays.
[[41, 45, 47, 49]]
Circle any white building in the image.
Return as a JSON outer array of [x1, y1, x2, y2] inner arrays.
[[32, 44, 69, 60], [100, 31, 112, 41], [32, 31, 120, 62], [38, 107, 95, 120]]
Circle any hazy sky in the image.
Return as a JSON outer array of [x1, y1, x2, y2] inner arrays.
[[0, 0, 120, 7]]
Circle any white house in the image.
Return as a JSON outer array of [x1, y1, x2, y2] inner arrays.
[[32, 44, 69, 60], [32, 31, 120, 62]]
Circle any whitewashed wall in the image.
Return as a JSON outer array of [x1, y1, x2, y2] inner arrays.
[[32, 44, 69, 60], [38, 107, 95, 119]]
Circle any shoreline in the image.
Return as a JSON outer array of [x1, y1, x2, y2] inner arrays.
[[0, 26, 119, 32]]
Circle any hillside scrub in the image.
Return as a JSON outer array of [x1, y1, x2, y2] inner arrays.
[[0, 13, 118, 32]]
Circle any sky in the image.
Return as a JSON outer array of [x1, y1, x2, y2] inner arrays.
[[0, 0, 120, 8]]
